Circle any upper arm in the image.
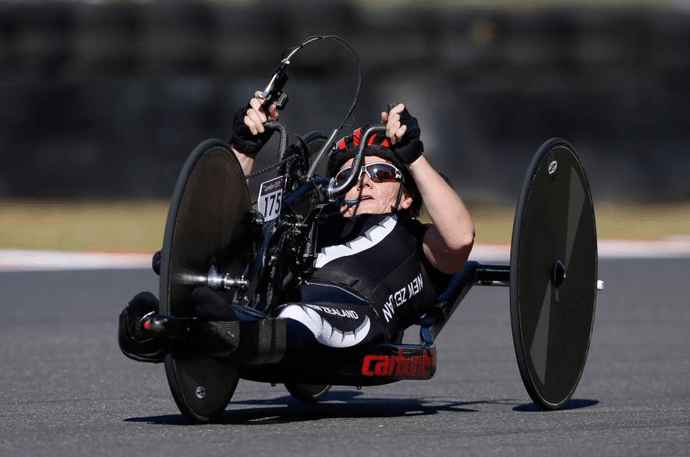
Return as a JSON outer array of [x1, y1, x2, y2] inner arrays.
[[422, 224, 474, 275]]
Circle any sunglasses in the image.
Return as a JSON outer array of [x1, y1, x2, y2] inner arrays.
[[334, 163, 402, 185]]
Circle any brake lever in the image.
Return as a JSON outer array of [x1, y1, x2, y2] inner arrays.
[[260, 69, 289, 110], [260, 49, 298, 110]]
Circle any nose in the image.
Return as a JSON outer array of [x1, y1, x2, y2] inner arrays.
[[356, 169, 372, 188]]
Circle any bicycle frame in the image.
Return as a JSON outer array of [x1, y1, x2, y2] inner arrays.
[[223, 121, 512, 386]]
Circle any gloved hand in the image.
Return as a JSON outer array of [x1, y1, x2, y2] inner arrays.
[[229, 104, 274, 155], [383, 103, 424, 165]]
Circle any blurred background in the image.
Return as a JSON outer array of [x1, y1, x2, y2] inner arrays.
[[1, 0, 689, 250]]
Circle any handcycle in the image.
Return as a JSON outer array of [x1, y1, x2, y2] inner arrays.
[[121, 36, 601, 423]]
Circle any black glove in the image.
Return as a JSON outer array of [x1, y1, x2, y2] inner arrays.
[[390, 105, 424, 165], [229, 104, 273, 155]]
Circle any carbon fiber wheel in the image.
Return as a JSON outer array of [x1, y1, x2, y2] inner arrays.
[[510, 138, 598, 410], [160, 139, 253, 423]]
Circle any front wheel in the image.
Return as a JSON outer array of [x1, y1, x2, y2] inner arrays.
[[285, 383, 332, 404]]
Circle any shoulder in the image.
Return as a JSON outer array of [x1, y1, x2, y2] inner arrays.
[[396, 215, 429, 238]]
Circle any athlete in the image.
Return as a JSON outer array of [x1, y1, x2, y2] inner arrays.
[[119, 93, 475, 363]]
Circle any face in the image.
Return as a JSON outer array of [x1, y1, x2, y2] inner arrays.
[[339, 155, 413, 217]]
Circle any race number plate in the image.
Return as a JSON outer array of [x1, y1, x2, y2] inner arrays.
[[258, 176, 285, 222]]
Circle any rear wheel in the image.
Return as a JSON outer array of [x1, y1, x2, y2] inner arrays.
[[510, 138, 598, 411], [164, 353, 239, 423], [160, 139, 254, 423]]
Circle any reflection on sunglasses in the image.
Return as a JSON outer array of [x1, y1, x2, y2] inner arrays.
[[335, 163, 402, 184]]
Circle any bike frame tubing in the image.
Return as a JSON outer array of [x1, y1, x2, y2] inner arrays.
[[429, 261, 510, 339]]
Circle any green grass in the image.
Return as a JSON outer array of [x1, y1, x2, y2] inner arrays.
[[0, 200, 168, 253], [1, 199, 688, 252], [467, 201, 690, 244]]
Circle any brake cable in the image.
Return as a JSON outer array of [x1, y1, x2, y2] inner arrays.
[[243, 35, 363, 181]]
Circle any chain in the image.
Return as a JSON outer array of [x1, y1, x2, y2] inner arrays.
[[245, 157, 290, 180]]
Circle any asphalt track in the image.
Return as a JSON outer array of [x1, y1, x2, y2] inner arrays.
[[1, 258, 689, 456]]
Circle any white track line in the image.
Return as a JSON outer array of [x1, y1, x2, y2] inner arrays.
[[598, 238, 690, 259], [472, 238, 690, 263], [0, 250, 153, 271], [1, 239, 689, 272]]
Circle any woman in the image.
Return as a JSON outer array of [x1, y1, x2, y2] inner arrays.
[[224, 94, 475, 349], [118, 93, 475, 361]]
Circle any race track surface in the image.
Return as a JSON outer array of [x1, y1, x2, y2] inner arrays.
[[1, 259, 689, 456]]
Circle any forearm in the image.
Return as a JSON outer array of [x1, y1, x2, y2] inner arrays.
[[232, 147, 256, 177], [408, 156, 475, 273], [229, 92, 278, 178]]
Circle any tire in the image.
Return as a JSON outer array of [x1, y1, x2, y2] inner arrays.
[[159, 139, 254, 423], [510, 138, 598, 411], [285, 383, 332, 404]]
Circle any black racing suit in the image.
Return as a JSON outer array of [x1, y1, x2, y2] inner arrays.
[[273, 212, 452, 352]]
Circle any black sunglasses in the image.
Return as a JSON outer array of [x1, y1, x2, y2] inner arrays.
[[334, 163, 402, 185]]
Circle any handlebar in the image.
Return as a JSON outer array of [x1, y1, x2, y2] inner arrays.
[[327, 124, 386, 201], [264, 121, 289, 164], [259, 121, 388, 205]]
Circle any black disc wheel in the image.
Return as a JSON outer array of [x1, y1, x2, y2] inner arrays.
[[160, 139, 254, 423], [285, 383, 332, 404], [164, 353, 239, 424], [159, 139, 255, 316], [510, 138, 598, 410]]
